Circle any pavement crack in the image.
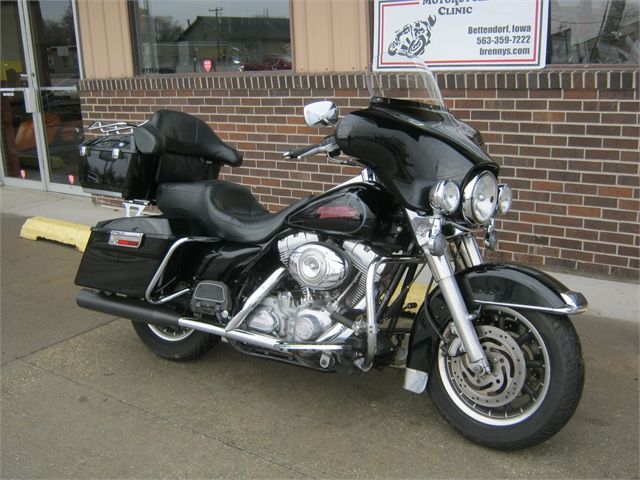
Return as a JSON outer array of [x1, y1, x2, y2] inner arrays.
[[16, 358, 316, 479], [1, 318, 120, 367]]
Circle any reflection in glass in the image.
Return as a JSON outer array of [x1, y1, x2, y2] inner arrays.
[[131, 0, 291, 74], [1, 91, 42, 181], [549, 0, 639, 64], [1, 0, 28, 87], [41, 89, 84, 185], [29, 0, 80, 87]]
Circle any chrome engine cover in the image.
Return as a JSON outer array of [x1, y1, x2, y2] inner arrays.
[[287, 243, 350, 291], [244, 294, 333, 343]]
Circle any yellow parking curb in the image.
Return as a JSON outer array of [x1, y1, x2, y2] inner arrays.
[[20, 216, 91, 252]]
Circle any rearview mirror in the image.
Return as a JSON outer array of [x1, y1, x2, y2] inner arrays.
[[303, 101, 338, 127]]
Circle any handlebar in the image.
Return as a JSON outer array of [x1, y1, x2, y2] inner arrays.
[[283, 135, 339, 160]]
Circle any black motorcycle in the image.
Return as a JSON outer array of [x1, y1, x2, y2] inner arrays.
[[75, 64, 586, 450]]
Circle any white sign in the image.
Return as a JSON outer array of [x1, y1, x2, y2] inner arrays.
[[373, 0, 549, 70]]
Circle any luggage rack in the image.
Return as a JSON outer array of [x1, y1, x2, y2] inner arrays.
[[87, 120, 137, 135]]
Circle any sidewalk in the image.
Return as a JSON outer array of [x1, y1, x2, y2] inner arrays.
[[2, 185, 638, 323]]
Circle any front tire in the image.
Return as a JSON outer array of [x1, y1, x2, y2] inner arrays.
[[132, 322, 219, 361], [428, 307, 584, 450]]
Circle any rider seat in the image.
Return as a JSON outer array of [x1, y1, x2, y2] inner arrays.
[[156, 181, 310, 244]]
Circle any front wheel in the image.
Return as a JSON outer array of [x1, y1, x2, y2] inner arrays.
[[428, 306, 584, 450], [132, 322, 219, 361]]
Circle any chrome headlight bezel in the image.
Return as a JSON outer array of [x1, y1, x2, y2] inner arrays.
[[429, 180, 461, 215], [497, 184, 512, 215], [462, 171, 498, 225]]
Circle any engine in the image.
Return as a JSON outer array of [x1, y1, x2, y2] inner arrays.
[[243, 233, 381, 344]]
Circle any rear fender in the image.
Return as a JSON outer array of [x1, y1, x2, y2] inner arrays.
[[406, 262, 588, 375]]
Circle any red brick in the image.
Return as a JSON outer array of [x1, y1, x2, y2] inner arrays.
[[602, 113, 638, 124], [502, 111, 532, 121], [536, 203, 567, 215], [602, 209, 638, 222], [600, 231, 636, 244], [594, 254, 629, 267], [584, 196, 617, 208], [564, 89, 597, 99], [568, 206, 601, 218], [603, 138, 639, 150], [535, 135, 567, 146], [599, 186, 635, 198], [550, 237, 582, 250], [561, 249, 594, 262], [521, 212, 551, 224], [583, 241, 617, 254], [533, 111, 565, 122], [582, 100, 618, 112], [549, 100, 583, 111], [531, 181, 564, 192]]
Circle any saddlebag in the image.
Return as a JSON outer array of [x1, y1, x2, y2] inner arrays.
[[74, 216, 206, 298]]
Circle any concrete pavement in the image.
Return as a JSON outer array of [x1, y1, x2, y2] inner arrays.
[[1, 185, 639, 478]]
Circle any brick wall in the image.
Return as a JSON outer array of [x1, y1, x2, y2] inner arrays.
[[79, 68, 639, 280]]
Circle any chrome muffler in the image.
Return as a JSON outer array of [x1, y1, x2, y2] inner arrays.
[[76, 289, 346, 354]]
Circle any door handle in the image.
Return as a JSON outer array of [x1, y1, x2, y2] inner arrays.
[[24, 88, 39, 114]]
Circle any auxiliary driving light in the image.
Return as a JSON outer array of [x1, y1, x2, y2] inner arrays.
[[497, 184, 512, 215], [430, 180, 460, 214]]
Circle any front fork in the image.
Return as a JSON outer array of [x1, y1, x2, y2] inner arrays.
[[424, 243, 491, 375], [408, 211, 491, 375]]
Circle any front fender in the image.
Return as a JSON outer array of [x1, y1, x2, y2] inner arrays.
[[406, 263, 588, 375], [454, 263, 588, 315]]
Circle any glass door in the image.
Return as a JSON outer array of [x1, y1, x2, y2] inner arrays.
[[0, 0, 84, 193], [0, 0, 43, 187], [28, 0, 84, 191]]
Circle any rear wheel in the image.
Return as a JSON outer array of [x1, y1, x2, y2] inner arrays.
[[131, 322, 219, 361], [428, 306, 584, 450]]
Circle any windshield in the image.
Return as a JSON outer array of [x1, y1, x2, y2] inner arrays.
[[365, 58, 445, 110]]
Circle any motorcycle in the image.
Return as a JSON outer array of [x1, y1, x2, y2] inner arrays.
[[387, 17, 437, 58], [75, 62, 586, 450]]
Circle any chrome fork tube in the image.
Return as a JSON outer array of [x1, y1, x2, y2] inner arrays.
[[458, 233, 484, 267], [425, 250, 490, 374], [405, 209, 490, 374]]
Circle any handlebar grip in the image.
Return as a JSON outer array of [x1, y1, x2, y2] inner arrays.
[[284, 144, 320, 160]]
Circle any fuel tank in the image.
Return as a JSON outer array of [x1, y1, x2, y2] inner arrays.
[[287, 183, 396, 240]]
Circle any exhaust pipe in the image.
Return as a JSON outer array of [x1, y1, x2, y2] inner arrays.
[[76, 289, 347, 354], [76, 289, 180, 327]]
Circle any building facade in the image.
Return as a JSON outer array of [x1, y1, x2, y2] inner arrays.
[[1, 0, 638, 280]]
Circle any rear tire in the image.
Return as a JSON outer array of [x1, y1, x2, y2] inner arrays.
[[131, 322, 219, 361], [428, 307, 584, 450]]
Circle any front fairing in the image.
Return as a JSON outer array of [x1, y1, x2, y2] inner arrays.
[[335, 99, 498, 211]]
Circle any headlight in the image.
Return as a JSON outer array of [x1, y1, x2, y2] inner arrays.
[[429, 180, 460, 214], [497, 184, 512, 215], [462, 171, 498, 225]]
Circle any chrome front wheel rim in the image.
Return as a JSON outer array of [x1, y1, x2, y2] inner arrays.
[[438, 306, 551, 426]]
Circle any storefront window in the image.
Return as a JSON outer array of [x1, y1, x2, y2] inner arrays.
[[549, 0, 639, 64], [130, 0, 291, 74]]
